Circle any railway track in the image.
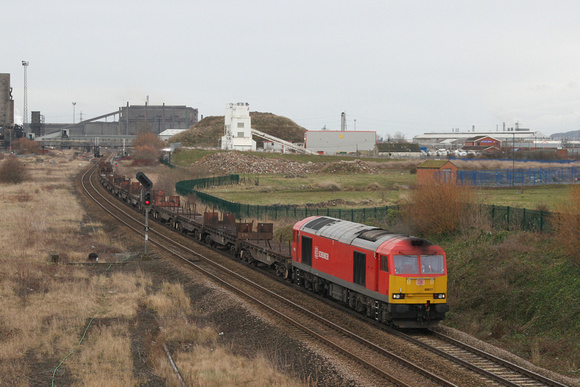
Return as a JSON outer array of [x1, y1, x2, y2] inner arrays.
[[401, 329, 569, 387], [80, 160, 574, 387], [81, 162, 453, 385], [303, 287, 572, 387]]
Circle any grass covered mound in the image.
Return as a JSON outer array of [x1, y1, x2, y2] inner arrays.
[[169, 112, 306, 148]]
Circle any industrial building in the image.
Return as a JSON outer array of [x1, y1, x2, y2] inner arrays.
[[0, 73, 14, 126], [117, 104, 198, 135], [413, 126, 544, 150], [41, 103, 198, 138], [305, 130, 376, 155], [159, 129, 187, 142]]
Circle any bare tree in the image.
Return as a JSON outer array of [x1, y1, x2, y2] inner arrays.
[[392, 131, 406, 142]]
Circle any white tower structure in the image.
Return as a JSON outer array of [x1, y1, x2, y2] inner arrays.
[[221, 102, 256, 151]]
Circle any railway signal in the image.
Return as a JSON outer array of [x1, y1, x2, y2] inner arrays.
[[136, 172, 153, 190], [136, 172, 154, 258], [143, 191, 153, 209]]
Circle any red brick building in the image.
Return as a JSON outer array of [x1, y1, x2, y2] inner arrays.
[[463, 136, 501, 154], [416, 160, 458, 184]]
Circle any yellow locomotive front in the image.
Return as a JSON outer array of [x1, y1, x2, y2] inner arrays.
[[377, 239, 449, 327]]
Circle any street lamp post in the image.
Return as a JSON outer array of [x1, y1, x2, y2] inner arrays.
[[22, 61, 29, 127]]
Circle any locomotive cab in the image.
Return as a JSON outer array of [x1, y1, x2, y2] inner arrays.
[[380, 248, 449, 328]]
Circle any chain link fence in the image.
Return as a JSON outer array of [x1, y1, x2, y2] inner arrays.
[[176, 174, 553, 232], [446, 166, 580, 187]]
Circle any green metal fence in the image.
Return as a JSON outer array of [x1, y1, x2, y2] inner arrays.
[[176, 174, 240, 192], [485, 204, 552, 232], [176, 175, 397, 223], [176, 175, 554, 231]]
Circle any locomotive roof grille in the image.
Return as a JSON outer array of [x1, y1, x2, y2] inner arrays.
[[357, 229, 396, 242], [304, 217, 338, 231]]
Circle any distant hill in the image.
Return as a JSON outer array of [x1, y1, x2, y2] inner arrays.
[[550, 130, 580, 140], [169, 112, 307, 147]]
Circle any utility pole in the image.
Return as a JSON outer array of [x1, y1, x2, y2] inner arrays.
[[22, 61, 29, 128], [512, 132, 515, 186]]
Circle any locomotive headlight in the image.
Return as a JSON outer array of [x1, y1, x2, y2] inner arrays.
[[392, 293, 405, 299], [433, 293, 446, 299]]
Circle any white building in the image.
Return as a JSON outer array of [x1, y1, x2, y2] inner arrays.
[[413, 128, 544, 150], [159, 128, 187, 142], [305, 130, 376, 155], [221, 102, 256, 151]]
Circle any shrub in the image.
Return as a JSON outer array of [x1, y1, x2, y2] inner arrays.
[[401, 182, 475, 236], [0, 156, 30, 184], [552, 186, 580, 264], [12, 138, 40, 154], [133, 132, 164, 163]]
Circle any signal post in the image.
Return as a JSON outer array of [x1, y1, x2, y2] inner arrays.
[[136, 172, 153, 257]]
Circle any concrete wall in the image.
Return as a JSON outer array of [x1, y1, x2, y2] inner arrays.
[[84, 122, 120, 136]]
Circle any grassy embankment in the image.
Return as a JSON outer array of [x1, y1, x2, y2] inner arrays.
[[0, 151, 304, 386], [173, 149, 580, 377]]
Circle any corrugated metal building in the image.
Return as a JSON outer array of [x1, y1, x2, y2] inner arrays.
[[305, 130, 376, 155], [118, 104, 198, 135]]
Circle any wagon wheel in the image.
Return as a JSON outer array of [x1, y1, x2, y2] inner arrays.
[[275, 263, 289, 279]]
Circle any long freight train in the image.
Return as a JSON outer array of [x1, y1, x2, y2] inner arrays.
[[100, 168, 449, 328]]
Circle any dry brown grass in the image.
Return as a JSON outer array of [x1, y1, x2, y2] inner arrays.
[[175, 346, 303, 386], [0, 150, 303, 385]]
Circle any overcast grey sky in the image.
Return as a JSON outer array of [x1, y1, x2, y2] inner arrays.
[[2, 0, 580, 139]]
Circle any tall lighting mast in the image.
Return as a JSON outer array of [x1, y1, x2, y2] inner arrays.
[[22, 61, 29, 127]]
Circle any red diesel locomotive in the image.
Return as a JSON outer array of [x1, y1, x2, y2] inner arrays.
[[292, 216, 449, 328]]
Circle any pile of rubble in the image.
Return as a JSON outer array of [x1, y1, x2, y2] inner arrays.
[[195, 152, 381, 175], [196, 152, 315, 175]]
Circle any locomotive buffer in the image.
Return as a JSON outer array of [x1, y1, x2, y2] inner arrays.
[[136, 172, 153, 256]]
